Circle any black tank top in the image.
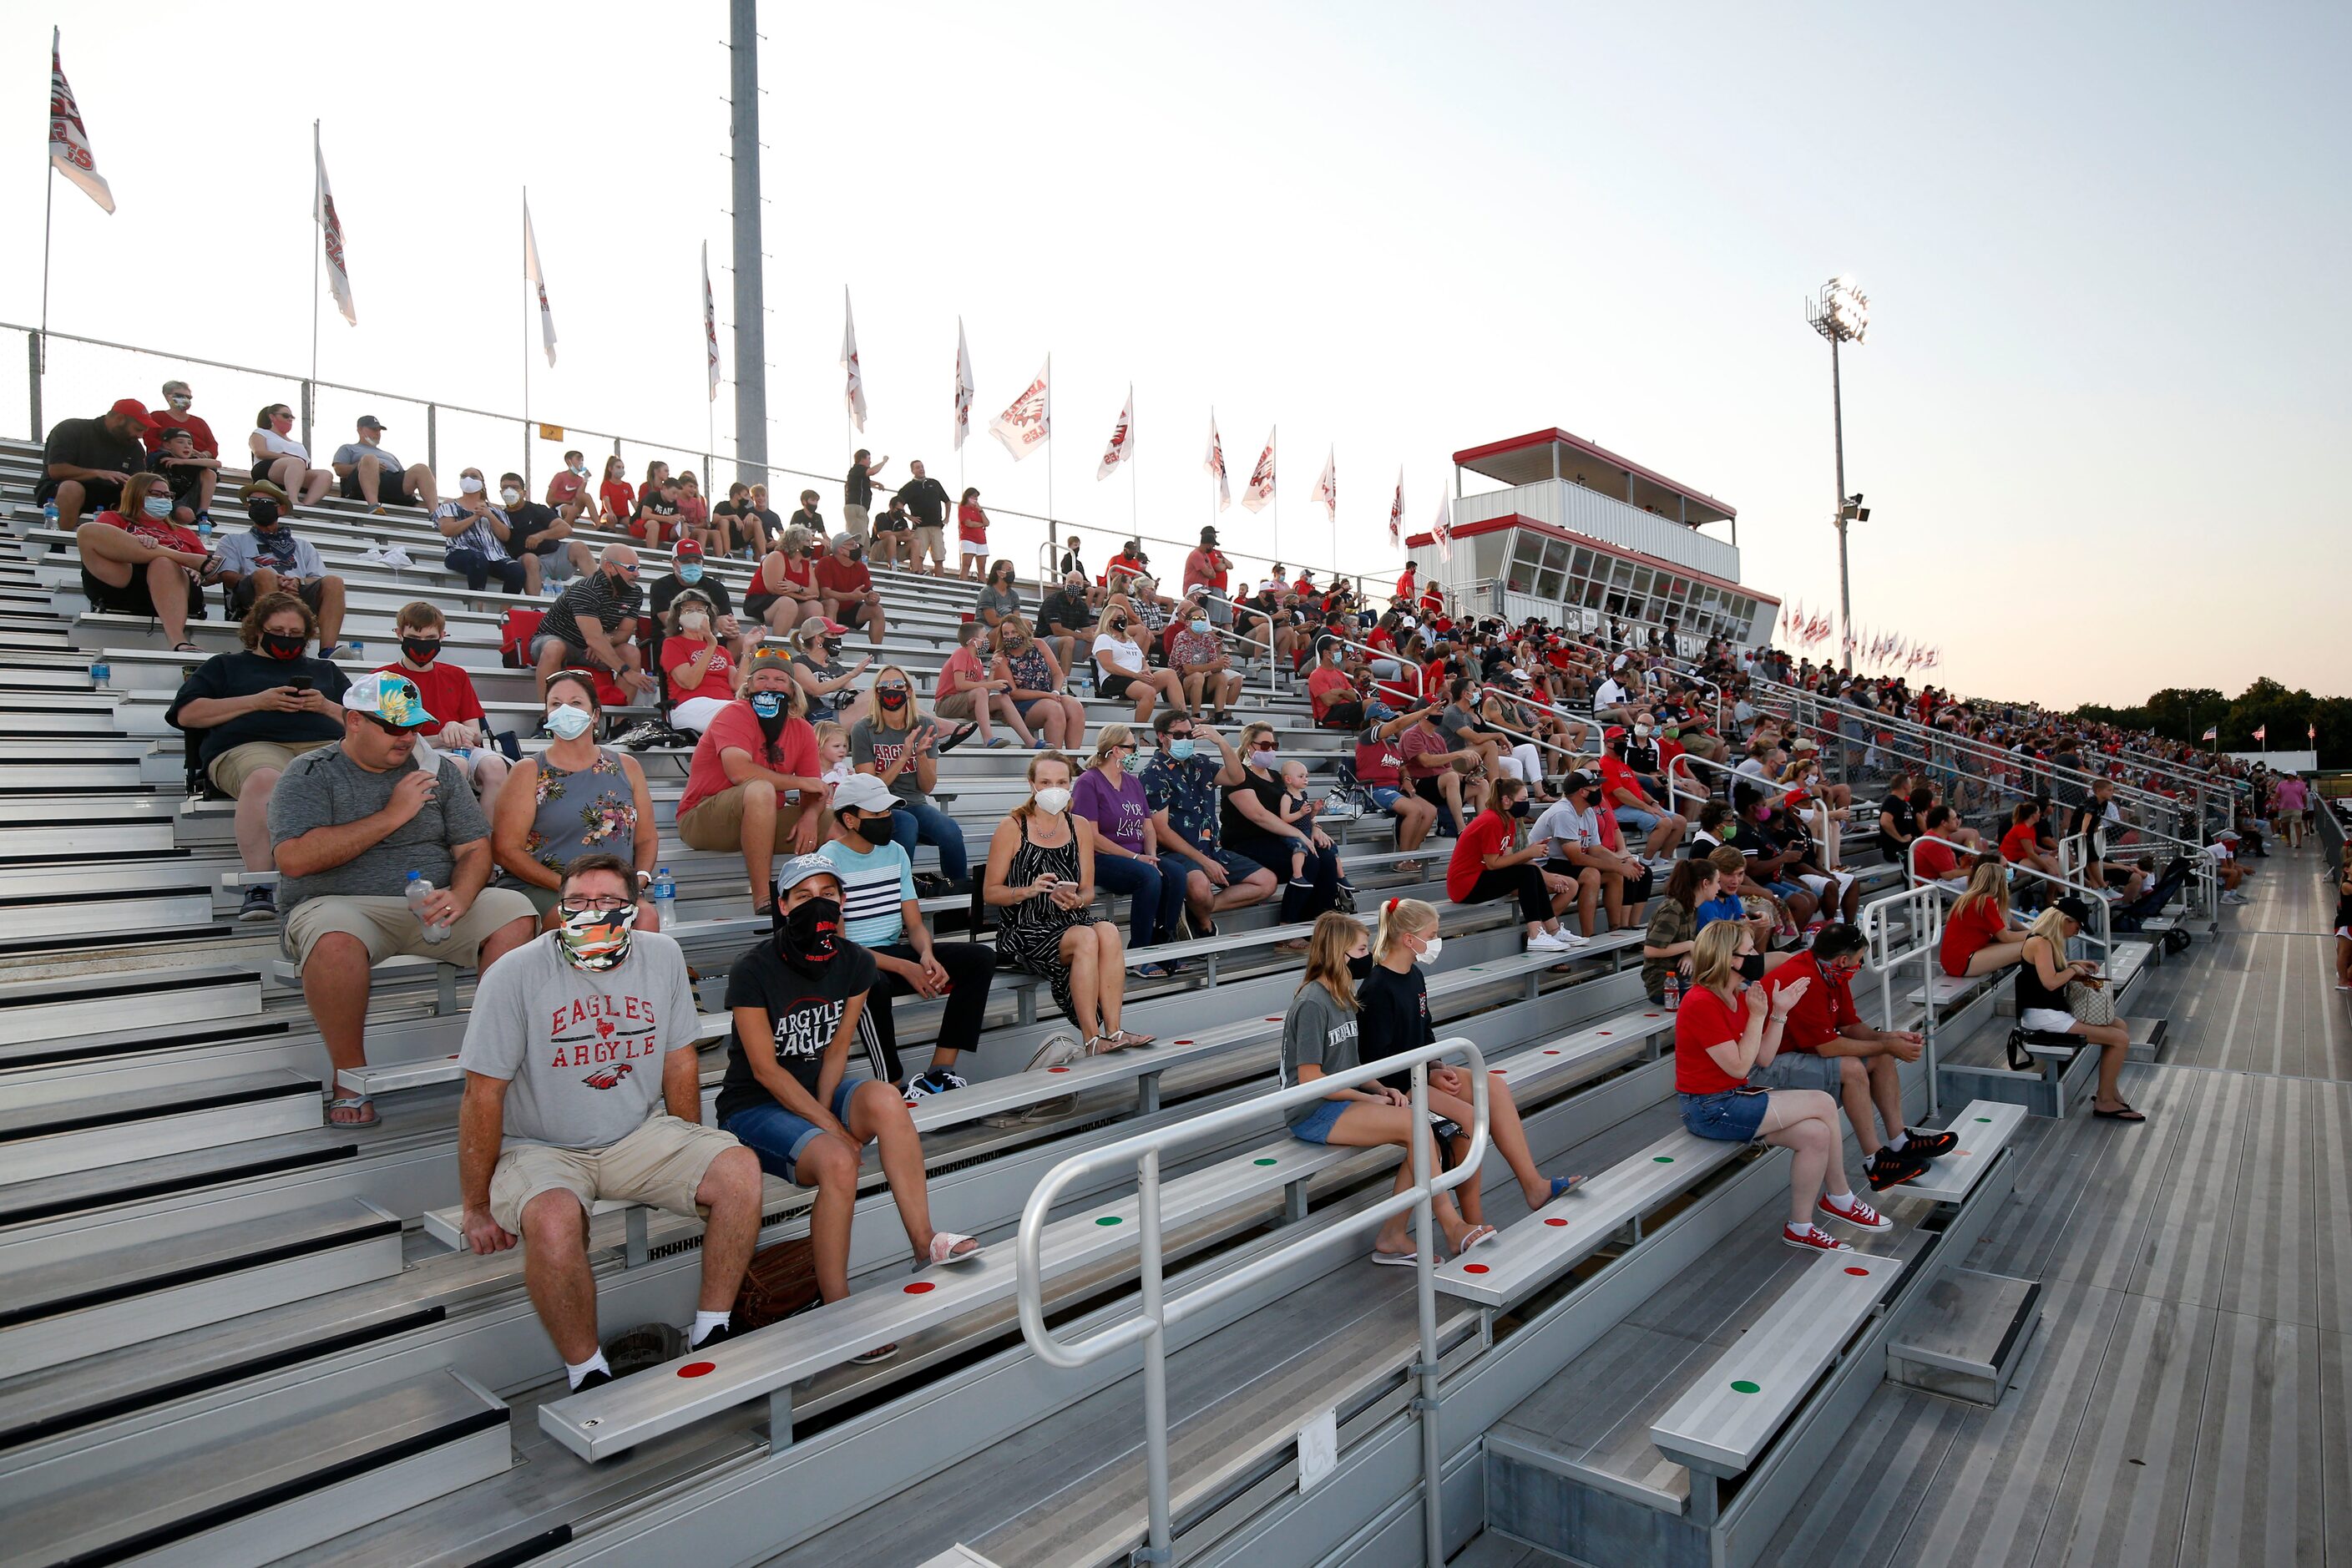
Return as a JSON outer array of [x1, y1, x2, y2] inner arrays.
[[2013, 936, 2071, 1014]]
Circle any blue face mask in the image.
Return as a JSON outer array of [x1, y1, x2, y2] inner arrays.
[[749, 691, 786, 720], [1121, 751, 1148, 776], [679, 564, 704, 584], [1167, 739, 1196, 762], [1189, 619, 1210, 635]]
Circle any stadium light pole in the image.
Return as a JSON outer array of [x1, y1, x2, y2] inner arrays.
[[727, 0, 767, 489], [1808, 276, 1869, 670]]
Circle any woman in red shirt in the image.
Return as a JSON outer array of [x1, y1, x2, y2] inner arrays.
[[1444, 777, 1581, 953], [1938, 859, 2030, 978], [956, 488, 989, 580], [1673, 920, 1854, 1254], [594, 455, 634, 530]]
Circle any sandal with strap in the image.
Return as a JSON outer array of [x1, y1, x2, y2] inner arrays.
[[1083, 1035, 1120, 1057], [925, 1232, 984, 1266], [2092, 1102, 2147, 1122], [325, 1093, 378, 1127], [1114, 1029, 1156, 1050]]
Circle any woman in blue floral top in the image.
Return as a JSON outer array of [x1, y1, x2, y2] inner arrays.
[[491, 670, 663, 928]]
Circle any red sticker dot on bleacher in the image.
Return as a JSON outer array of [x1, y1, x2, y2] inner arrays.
[[1645, 1012, 1661, 1018], [1492, 1068, 1508, 1074], [1266, 1016, 1282, 1022], [1463, 1263, 1490, 1273], [904, 1282, 936, 1294], [678, 1361, 716, 1378], [1176, 1039, 1193, 1045], [1544, 1050, 1559, 1055], [1844, 1266, 1869, 1277], [1049, 1066, 1070, 1073], [1545, 1217, 1568, 1227], [1598, 1031, 1612, 1036]]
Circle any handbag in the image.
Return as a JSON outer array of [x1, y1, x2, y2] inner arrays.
[[2066, 978, 2117, 1027], [734, 1236, 819, 1330]]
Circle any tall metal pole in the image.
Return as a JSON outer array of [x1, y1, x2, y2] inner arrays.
[[37, 159, 54, 438], [1830, 333, 1851, 671], [727, 0, 768, 491]]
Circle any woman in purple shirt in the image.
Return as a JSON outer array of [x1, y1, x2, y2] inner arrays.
[[1075, 725, 1192, 976]]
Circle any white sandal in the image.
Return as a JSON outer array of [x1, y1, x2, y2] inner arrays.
[[925, 1232, 984, 1267]]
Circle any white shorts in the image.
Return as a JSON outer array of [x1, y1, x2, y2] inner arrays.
[[2020, 1008, 2077, 1034], [959, 539, 989, 559]]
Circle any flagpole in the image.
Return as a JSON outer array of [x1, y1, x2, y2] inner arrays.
[[1129, 387, 1139, 540], [1045, 352, 1056, 553], [38, 158, 54, 406], [520, 187, 532, 493], [310, 122, 321, 441]]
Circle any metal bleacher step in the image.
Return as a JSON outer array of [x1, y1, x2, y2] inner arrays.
[[0, 1367, 511, 1568], [1886, 1265, 2041, 1406], [0, 963, 263, 1051], [0, 1068, 323, 1185], [0, 1196, 403, 1380]]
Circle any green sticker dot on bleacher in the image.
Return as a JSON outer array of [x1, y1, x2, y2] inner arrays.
[[1730, 1379, 1762, 1394], [1095, 1216, 1122, 1226], [1975, 1116, 1991, 1122], [1653, 1155, 1674, 1163], [1254, 1157, 1277, 1166]]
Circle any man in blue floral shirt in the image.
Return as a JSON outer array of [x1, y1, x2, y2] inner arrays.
[[1141, 711, 1276, 935]]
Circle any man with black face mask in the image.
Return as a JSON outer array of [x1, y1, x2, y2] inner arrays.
[[817, 774, 998, 1098], [213, 479, 355, 657], [814, 531, 888, 646], [676, 653, 828, 911]]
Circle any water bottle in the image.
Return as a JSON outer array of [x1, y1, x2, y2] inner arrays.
[[42, 500, 58, 528], [651, 867, 677, 928], [195, 517, 213, 542], [407, 871, 451, 943], [1662, 971, 1682, 1012], [348, 640, 365, 661]]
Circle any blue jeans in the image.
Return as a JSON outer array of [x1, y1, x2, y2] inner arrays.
[[889, 801, 969, 883], [722, 1080, 863, 1183], [446, 548, 527, 594], [1092, 851, 1190, 948]]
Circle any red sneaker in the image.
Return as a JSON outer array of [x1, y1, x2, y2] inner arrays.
[[1782, 1222, 1854, 1254], [1818, 1192, 1894, 1231]]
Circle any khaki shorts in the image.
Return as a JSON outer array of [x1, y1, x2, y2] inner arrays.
[[1746, 1050, 1844, 1095], [677, 781, 810, 853], [841, 503, 870, 541], [488, 1112, 739, 1234], [210, 739, 335, 798], [283, 886, 538, 968], [913, 524, 946, 564], [933, 689, 979, 720]]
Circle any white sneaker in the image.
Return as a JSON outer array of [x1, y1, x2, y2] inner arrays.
[[1528, 928, 1580, 953]]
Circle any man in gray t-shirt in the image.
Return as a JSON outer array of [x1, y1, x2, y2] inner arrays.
[[329, 415, 440, 511], [270, 671, 538, 1105]]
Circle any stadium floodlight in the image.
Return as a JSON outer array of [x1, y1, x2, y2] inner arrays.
[[1807, 276, 1871, 666]]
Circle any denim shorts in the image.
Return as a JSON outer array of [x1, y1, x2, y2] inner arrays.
[[1368, 786, 1404, 813], [1615, 806, 1662, 835], [1290, 1098, 1350, 1144], [1679, 1087, 1768, 1143], [722, 1078, 862, 1184], [1746, 1050, 1842, 1094]]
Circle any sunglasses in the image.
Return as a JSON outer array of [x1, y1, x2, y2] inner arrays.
[[357, 711, 418, 736]]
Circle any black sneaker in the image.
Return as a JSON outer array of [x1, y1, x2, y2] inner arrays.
[[570, 1367, 615, 1393], [237, 884, 277, 923], [1865, 1145, 1931, 1192], [689, 1322, 736, 1352], [1903, 1126, 1960, 1161], [903, 1069, 970, 1104]]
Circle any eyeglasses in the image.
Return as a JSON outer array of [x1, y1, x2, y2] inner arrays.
[[558, 897, 632, 914]]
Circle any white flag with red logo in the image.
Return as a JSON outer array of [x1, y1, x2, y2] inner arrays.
[[1242, 429, 1277, 513], [840, 287, 867, 432], [1432, 491, 1454, 563], [1388, 468, 1404, 548], [523, 193, 556, 367], [1203, 412, 1231, 510], [1097, 386, 1135, 480], [953, 318, 975, 450], [48, 30, 112, 215], [313, 123, 354, 326], [701, 242, 721, 400], [1313, 446, 1337, 521], [990, 358, 1050, 461]]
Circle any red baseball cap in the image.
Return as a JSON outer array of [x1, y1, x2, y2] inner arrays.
[[108, 397, 157, 429], [1603, 725, 1627, 740], [675, 539, 703, 559]]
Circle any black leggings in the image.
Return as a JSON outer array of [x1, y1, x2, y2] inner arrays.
[[860, 940, 999, 1082], [1462, 863, 1555, 925]]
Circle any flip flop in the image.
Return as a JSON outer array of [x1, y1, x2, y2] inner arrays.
[[851, 1343, 899, 1364], [1368, 1247, 1421, 1267], [1546, 1175, 1586, 1201], [1453, 1224, 1499, 1257], [925, 1232, 984, 1266], [324, 1093, 378, 1127], [2092, 1104, 2147, 1122]]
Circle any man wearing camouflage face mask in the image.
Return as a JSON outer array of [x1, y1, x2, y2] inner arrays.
[[676, 652, 830, 912]]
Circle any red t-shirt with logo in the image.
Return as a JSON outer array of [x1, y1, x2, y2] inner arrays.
[[680, 703, 819, 818], [660, 635, 736, 699], [1446, 808, 1516, 903], [1756, 952, 1859, 1053], [1674, 984, 1748, 1095], [546, 471, 588, 508]]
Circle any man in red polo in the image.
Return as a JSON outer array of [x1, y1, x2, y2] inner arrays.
[[1753, 923, 1955, 1195]]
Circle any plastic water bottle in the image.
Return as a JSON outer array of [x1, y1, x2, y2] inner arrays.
[[407, 871, 451, 943], [348, 639, 365, 661], [651, 867, 677, 928], [1662, 972, 1682, 1012], [88, 656, 110, 690], [42, 500, 58, 527], [195, 516, 213, 542]]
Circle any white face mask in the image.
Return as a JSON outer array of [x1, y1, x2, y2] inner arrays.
[[678, 610, 708, 633], [1414, 934, 1444, 965], [1033, 787, 1072, 816], [545, 703, 594, 740], [459, 475, 484, 495], [500, 486, 522, 505], [1248, 749, 1279, 770]]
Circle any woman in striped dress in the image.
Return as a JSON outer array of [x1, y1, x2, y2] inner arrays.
[[984, 751, 1149, 1057]]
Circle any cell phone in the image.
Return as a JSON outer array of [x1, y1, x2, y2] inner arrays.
[[1035, 875, 1063, 890], [286, 675, 315, 691]]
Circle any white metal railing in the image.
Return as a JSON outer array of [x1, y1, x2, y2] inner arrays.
[[1016, 1037, 1492, 1567], [1861, 885, 1946, 1119]]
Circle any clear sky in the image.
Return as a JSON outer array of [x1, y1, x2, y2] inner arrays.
[[11, 2, 2346, 708]]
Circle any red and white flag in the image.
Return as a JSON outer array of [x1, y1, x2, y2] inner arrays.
[[701, 242, 720, 400], [2253, 723, 2268, 744], [523, 192, 555, 367], [1431, 491, 1454, 563], [1241, 429, 1277, 513], [1313, 446, 1337, 521], [1097, 386, 1135, 479], [1388, 468, 1404, 548], [990, 358, 1050, 462], [48, 29, 113, 215], [2310, 723, 2319, 743], [840, 287, 867, 432], [953, 318, 975, 450], [2202, 726, 2218, 741], [313, 123, 354, 326], [1203, 412, 1231, 510]]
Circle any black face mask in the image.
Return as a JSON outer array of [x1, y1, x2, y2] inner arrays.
[[246, 499, 282, 529], [876, 687, 908, 711], [778, 896, 842, 969], [402, 637, 442, 665], [260, 632, 306, 660], [850, 814, 895, 847], [1110, 620, 1128, 635], [1509, 799, 1532, 819], [1738, 953, 1767, 984]]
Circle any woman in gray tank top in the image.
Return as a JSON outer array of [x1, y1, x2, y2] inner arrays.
[[491, 671, 660, 927]]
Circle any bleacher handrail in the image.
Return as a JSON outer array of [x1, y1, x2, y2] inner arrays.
[[1015, 1034, 1490, 1568]]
